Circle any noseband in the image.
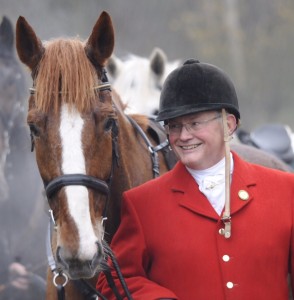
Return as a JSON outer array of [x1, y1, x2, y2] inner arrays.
[[45, 174, 109, 199]]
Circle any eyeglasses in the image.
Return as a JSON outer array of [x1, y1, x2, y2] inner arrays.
[[164, 114, 221, 136]]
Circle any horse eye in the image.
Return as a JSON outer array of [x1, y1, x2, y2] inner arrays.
[[155, 83, 162, 91], [104, 119, 114, 132], [29, 123, 40, 137]]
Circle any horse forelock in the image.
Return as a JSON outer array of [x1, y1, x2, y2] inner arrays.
[[34, 38, 99, 114]]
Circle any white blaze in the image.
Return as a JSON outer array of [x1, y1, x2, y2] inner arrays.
[[59, 103, 99, 260]]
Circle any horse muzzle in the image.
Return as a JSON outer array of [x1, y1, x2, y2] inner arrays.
[[56, 241, 104, 279]]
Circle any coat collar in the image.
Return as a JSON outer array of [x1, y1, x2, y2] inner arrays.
[[169, 152, 256, 220]]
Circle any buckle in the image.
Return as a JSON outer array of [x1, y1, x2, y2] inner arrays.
[[220, 216, 231, 239]]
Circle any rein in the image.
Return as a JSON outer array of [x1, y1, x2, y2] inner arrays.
[[126, 115, 161, 178]]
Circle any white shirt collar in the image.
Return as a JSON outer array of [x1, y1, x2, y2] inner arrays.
[[186, 152, 234, 186]]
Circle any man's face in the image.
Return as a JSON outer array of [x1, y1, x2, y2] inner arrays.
[[167, 110, 236, 170]]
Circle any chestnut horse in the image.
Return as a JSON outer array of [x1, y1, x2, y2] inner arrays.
[[16, 11, 171, 300]]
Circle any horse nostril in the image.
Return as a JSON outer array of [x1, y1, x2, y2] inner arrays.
[[91, 242, 104, 269], [97, 241, 103, 257]]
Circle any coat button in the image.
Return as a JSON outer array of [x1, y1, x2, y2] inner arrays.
[[219, 228, 225, 235], [222, 255, 230, 262], [226, 282, 234, 289], [238, 190, 249, 200]]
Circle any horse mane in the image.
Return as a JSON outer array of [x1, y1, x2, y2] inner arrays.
[[35, 38, 99, 114]]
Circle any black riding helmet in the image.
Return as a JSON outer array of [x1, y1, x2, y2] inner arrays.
[[156, 59, 240, 123]]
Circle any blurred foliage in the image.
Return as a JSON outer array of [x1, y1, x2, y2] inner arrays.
[[2, 0, 294, 130]]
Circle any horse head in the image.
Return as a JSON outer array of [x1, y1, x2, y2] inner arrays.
[[106, 48, 180, 116], [16, 11, 115, 280]]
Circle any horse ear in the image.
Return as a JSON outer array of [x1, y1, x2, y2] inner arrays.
[[0, 16, 14, 55], [85, 11, 115, 68], [150, 47, 167, 78], [15, 16, 44, 71]]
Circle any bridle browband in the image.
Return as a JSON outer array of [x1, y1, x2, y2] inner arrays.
[[29, 82, 112, 95]]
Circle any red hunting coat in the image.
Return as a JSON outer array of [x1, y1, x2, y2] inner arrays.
[[97, 152, 294, 300]]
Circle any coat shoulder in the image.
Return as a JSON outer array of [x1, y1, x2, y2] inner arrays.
[[124, 162, 186, 197]]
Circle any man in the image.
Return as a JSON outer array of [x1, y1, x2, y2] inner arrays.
[[97, 59, 294, 299]]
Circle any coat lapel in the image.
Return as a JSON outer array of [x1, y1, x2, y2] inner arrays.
[[230, 152, 256, 215], [168, 152, 257, 220], [169, 162, 221, 220]]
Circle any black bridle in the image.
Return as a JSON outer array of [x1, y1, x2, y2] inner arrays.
[[30, 67, 169, 299], [46, 174, 109, 199]]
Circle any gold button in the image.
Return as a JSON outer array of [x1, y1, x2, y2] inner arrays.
[[238, 190, 249, 200], [219, 228, 225, 235]]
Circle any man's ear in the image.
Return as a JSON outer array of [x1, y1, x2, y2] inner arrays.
[[227, 114, 237, 135]]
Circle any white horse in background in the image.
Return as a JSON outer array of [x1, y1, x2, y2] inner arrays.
[[106, 47, 181, 116]]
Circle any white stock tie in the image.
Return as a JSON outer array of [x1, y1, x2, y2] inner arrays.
[[200, 174, 225, 191], [186, 153, 234, 216], [198, 173, 225, 215]]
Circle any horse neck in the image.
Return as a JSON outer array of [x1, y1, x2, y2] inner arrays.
[[118, 113, 154, 181], [105, 112, 154, 240]]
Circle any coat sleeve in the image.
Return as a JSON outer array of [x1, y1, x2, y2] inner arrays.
[[96, 192, 178, 300]]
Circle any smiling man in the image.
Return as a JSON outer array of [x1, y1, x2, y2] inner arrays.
[[97, 59, 294, 300]]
